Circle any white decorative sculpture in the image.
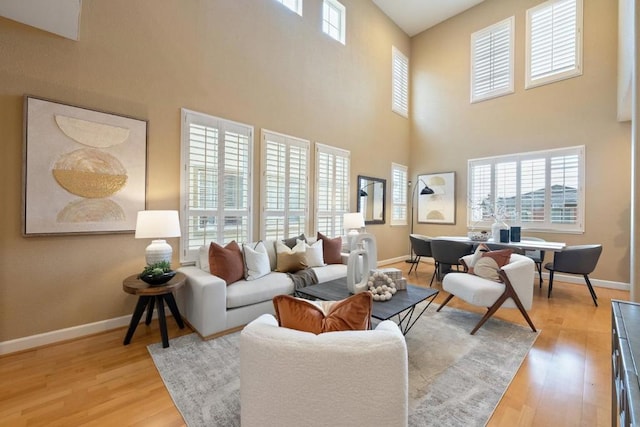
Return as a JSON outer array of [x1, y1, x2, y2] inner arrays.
[[351, 233, 378, 269], [347, 247, 370, 294]]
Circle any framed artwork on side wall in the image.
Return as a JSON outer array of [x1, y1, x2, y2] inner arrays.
[[23, 96, 148, 236], [417, 172, 455, 224]]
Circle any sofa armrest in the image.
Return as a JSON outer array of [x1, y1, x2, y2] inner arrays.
[[176, 266, 228, 337]]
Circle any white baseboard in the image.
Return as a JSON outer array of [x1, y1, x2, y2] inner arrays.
[[0, 310, 172, 356], [403, 256, 630, 291]]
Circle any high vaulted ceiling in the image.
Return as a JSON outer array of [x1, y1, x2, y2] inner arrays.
[[0, 0, 484, 41], [372, 0, 485, 37]]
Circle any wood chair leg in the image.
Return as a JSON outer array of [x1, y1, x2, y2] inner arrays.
[[436, 293, 454, 312], [583, 274, 598, 307], [470, 270, 537, 335]]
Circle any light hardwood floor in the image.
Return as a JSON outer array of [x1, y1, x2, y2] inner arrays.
[[0, 261, 628, 426]]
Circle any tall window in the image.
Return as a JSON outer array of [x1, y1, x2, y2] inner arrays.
[[391, 163, 408, 226], [274, 0, 302, 16], [315, 143, 350, 237], [322, 0, 346, 45], [467, 146, 584, 233], [470, 16, 514, 103], [180, 109, 253, 263], [392, 47, 409, 117], [526, 0, 582, 89], [261, 130, 310, 240]]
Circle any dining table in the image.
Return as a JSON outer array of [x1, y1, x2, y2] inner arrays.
[[434, 236, 566, 252]]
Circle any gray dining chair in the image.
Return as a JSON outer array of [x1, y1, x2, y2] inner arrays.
[[430, 239, 474, 286], [544, 244, 602, 306], [522, 236, 546, 287], [408, 234, 433, 276]]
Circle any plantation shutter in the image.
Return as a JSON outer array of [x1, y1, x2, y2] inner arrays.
[[316, 143, 350, 237], [470, 17, 514, 103], [467, 146, 583, 232], [526, 0, 582, 88], [180, 109, 253, 263], [391, 163, 408, 225], [392, 47, 409, 117], [261, 130, 309, 240]]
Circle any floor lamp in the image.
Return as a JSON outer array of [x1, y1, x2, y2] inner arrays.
[[406, 178, 435, 263]]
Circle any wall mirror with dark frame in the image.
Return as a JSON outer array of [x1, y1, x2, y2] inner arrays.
[[357, 175, 386, 224]]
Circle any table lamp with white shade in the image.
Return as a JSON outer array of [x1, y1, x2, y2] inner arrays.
[[135, 210, 181, 265], [343, 212, 365, 237]]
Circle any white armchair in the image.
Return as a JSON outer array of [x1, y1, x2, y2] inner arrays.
[[240, 314, 408, 427], [436, 253, 537, 335]]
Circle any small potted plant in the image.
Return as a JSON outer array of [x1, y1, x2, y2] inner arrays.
[[138, 261, 176, 285]]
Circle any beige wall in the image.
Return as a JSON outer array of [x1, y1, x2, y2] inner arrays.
[[410, 0, 631, 284], [0, 0, 411, 341]]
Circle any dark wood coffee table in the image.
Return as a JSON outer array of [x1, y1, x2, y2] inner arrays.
[[296, 278, 438, 335]]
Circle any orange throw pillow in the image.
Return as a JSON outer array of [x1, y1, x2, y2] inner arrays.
[[208, 241, 244, 285], [273, 293, 372, 334], [317, 232, 342, 264]]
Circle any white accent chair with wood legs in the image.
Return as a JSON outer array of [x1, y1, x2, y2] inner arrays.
[[436, 253, 537, 335]]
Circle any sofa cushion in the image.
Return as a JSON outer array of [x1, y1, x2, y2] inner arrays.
[[226, 272, 294, 309], [275, 240, 308, 273], [317, 232, 342, 264], [243, 241, 271, 281], [209, 241, 244, 285], [272, 293, 372, 334], [304, 239, 325, 267], [282, 233, 306, 249], [312, 263, 347, 283]]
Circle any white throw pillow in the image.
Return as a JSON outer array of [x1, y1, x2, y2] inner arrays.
[[304, 239, 325, 267], [275, 239, 306, 254], [243, 241, 271, 280]]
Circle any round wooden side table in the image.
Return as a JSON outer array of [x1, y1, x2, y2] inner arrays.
[[122, 272, 186, 348]]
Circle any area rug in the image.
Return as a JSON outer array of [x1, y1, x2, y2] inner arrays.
[[148, 305, 539, 427]]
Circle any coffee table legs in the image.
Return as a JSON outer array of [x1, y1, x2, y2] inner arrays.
[[395, 292, 438, 335], [123, 294, 184, 348]]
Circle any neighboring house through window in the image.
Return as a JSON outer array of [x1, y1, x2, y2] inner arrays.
[[316, 143, 350, 237], [180, 109, 253, 263], [391, 163, 408, 226], [526, 0, 582, 88], [392, 46, 409, 117], [468, 145, 584, 233], [470, 16, 514, 103], [322, 0, 346, 44], [261, 129, 310, 240]]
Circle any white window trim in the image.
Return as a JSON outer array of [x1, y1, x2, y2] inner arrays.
[[179, 108, 254, 263], [467, 145, 585, 233], [322, 0, 346, 45], [315, 142, 350, 237], [392, 46, 409, 118], [260, 129, 310, 240], [391, 163, 408, 226], [525, 0, 583, 89], [470, 16, 515, 103], [274, 0, 302, 16]]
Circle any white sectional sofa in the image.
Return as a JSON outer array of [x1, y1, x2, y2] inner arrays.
[[176, 239, 348, 339]]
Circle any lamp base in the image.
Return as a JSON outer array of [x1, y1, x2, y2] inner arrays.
[[145, 239, 173, 265]]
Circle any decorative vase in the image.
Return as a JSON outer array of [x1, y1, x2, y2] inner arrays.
[[491, 219, 509, 242], [347, 248, 369, 294]]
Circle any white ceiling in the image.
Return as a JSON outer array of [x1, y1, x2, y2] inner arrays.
[[0, 0, 482, 42], [372, 0, 485, 37], [0, 0, 81, 40]]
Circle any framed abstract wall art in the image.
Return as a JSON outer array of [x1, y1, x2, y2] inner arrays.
[[23, 96, 147, 235], [417, 172, 456, 224]]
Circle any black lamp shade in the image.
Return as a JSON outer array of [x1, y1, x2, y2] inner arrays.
[[420, 186, 434, 195]]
